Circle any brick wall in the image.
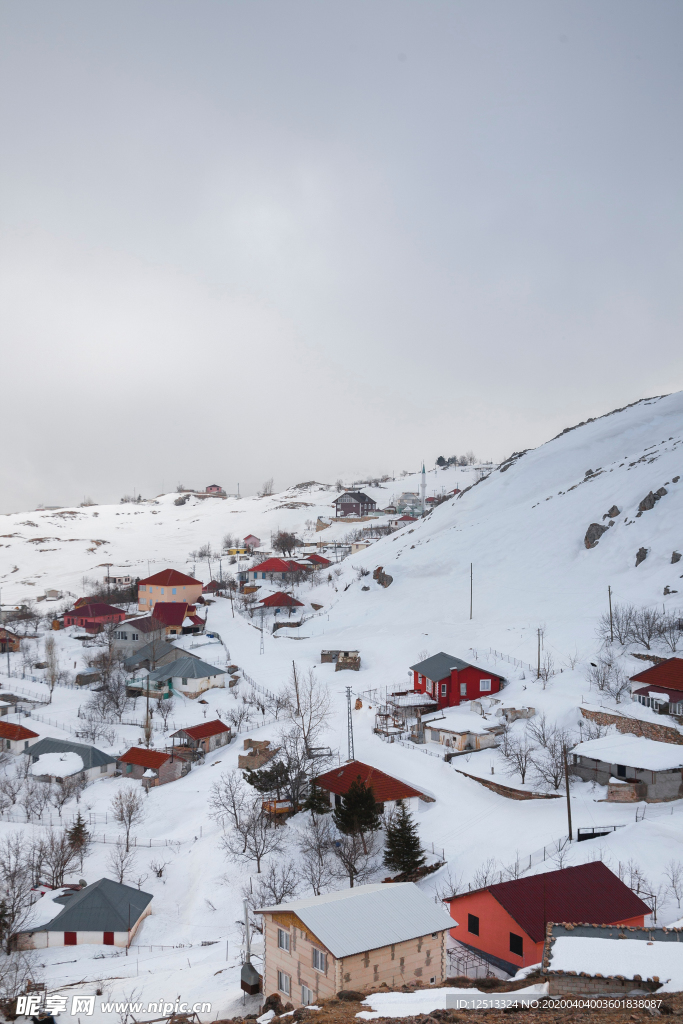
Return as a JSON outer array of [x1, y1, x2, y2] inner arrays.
[[580, 707, 683, 745]]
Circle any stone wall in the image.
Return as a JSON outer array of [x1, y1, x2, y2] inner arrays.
[[453, 769, 561, 800], [580, 706, 683, 745]]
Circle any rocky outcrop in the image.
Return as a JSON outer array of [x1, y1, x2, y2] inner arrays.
[[584, 523, 608, 549], [635, 547, 648, 566], [673, 551, 682, 564], [603, 505, 620, 519], [373, 566, 393, 587], [639, 487, 667, 512]]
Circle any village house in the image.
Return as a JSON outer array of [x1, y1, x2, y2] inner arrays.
[[148, 602, 204, 636], [0, 628, 20, 653], [444, 863, 650, 977], [17, 878, 153, 949], [244, 534, 261, 549], [306, 553, 332, 569], [25, 738, 117, 781], [332, 492, 377, 517], [170, 719, 231, 755], [137, 569, 203, 613], [113, 615, 165, 654], [63, 603, 126, 632], [257, 592, 304, 616], [118, 746, 190, 785], [313, 760, 431, 813], [0, 721, 39, 753], [412, 707, 504, 754], [630, 657, 683, 694], [410, 653, 504, 708], [350, 540, 373, 554], [124, 639, 189, 673], [256, 883, 453, 1008], [146, 655, 226, 698], [246, 557, 310, 582], [569, 734, 683, 802], [205, 483, 224, 494], [541, 923, 683, 996], [106, 569, 134, 587]]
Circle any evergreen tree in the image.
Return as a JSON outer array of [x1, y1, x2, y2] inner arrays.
[[243, 761, 289, 801], [302, 784, 331, 816], [66, 811, 91, 869], [333, 776, 381, 852], [383, 802, 426, 875]]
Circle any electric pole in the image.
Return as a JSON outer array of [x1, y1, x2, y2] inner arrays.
[[346, 686, 355, 762], [563, 745, 573, 841], [608, 585, 613, 643], [537, 628, 541, 679], [469, 563, 473, 620]]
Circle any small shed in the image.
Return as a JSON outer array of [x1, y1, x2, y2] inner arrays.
[[570, 734, 683, 802], [147, 655, 226, 698], [321, 650, 361, 671], [171, 719, 231, 754], [118, 747, 190, 785], [0, 628, 20, 653]]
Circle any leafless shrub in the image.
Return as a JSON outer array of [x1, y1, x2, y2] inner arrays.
[[110, 787, 145, 851], [242, 860, 300, 912], [434, 866, 464, 901], [220, 795, 284, 873], [500, 733, 536, 784], [538, 652, 555, 687], [0, 833, 35, 953], [208, 771, 247, 831], [664, 860, 683, 908], [260, 478, 274, 497], [36, 831, 80, 887], [330, 829, 382, 888], [531, 731, 573, 791], [472, 857, 500, 888], [150, 857, 170, 878], [296, 814, 336, 896], [156, 697, 175, 730], [107, 838, 136, 884]]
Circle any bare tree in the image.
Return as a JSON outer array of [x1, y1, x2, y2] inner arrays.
[[296, 814, 336, 896], [665, 860, 683, 908], [208, 771, 247, 831], [242, 860, 300, 912], [659, 613, 682, 654], [630, 607, 664, 651], [150, 857, 170, 878], [434, 866, 465, 902], [107, 838, 136, 884], [50, 775, 85, 817], [37, 831, 80, 887], [0, 833, 34, 953], [597, 603, 634, 646], [501, 733, 536, 785], [281, 663, 331, 751], [472, 857, 500, 888], [260, 478, 274, 497], [110, 787, 145, 851], [44, 635, 60, 704], [331, 828, 382, 888], [220, 795, 284, 873], [227, 704, 251, 731], [273, 532, 299, 558], [156, 697, 175, 730], [531, 730, 573, 791], [0, 949, 39, 1003]]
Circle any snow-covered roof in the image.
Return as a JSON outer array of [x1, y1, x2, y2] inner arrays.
[[256, 882, 453, 958], [31, 751, 84, 777], [422, 708, 493, 735], [571, 734, 683, 771], [547, 935, 682, 988], [148, 656, 225, 681]]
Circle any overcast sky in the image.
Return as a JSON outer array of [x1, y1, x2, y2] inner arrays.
[[1, 1, 682, 511]]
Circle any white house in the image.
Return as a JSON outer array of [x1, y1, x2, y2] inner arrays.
[[17, 878, 153, 949], [147, 656, 226, 698]]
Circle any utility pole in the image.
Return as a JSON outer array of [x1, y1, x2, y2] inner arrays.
[[469, 563, 473, 620], [346, 686, 355, 762], [608, 585, 613, 643], [563, 745, 573, 841], [259, 608, 264, 655], [537, 628, 541, 679]]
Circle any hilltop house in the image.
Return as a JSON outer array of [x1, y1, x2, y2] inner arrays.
[[569, 734, 683, 802], [137, 569, 202, 613], [0, 721, 39, 754], [444, 862, 650, 977], [205, 484, 224, 494], [25, 738, 117, 781], [246, 558, 310, 582], [146, 656, 226, 698], [333, 492, 377, 517], [256, 883, 453, 1008], [17, 878, 153, 949], [313, 761, 431, 813], [171, 720, 231, 755], [118, 747, 190, 785], [63, 603, 126, 633], [244, 534, 261, 549], [410, 653, 504, 708], [257, 592, 304, 616]]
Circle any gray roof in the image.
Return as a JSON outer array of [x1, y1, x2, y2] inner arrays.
[[25, 737, 116, 768], [124, 639, 182, 668], [148, 656, 225, 681], [409, 652, 503, 682], [334, 491, 376, 504], [255, 882, 453, 958], [27, 878, 152, 933]]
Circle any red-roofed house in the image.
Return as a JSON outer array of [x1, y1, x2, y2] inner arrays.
[[118, 747, 190, 786], [0, 721, 39, 754], [63, 603, 126, 633], [306, 554, 332, 569], [205, 484, 224, 494], [314, 760, 430, 813], [149, 602, 188, 635], [411, 652, 504, 708], [137, 569, 202, 613], [257, 592, 304, 616], [444, 862, 650, 976], [244, 534, 261, 549], [170, 720, 231, 754], [630, 658, 683, 694], [246, 558, 310, 582]]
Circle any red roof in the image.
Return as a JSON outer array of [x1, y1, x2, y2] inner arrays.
[[0, 721, 38, 741], [139, 569, 201, 587], [446, 862, 650, 942], [258, 592, 304, 608], [119, 747, 170, 769], [187, 615, 205, 626], [307, 554, 332, 566], [174, 720, 231, 741], [398, 515, 417, 522], [633, 684, 683, 701], [630, 658, 683, 690], [250, 558, 300, 574], [314, 760, 425, 802], [150, 603, 187, 627], [203, 581, 220, 593], [65, 603, 125, 620], [244, 535, 260, 543]]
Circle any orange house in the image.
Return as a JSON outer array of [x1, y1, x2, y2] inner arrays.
[[137, 569, 202, 613], [445, 862, 650, 976]]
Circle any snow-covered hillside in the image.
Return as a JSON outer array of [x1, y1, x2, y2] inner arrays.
[[1, 392, 682, 1018]]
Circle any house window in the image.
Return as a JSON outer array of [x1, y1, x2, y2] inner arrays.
[[616, 764, 626, 777], [460, 683, 467, 696], [24, 741, 29, 750], [440, 683, 447, 696], [301, 985, 314, 1006], [468, 914, 479, 936], [132, 634, 138, 641], [277, 971, 290, 996], [181, 679, 188, 686], [172, 588, 177, 595], [312, 948, 326, 972], [479, 679, 491, 692], [430, 730, 440, 742], [509, 932, 523, 957], [5, 741, 9, 750], [161, 589, 165, 595], [277, 928, 290, 952], [426, 680, 433, 695], [100, 764, 108, 773], [140, 586, 146, 591]]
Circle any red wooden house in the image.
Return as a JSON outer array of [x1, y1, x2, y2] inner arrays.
[[63, 603, 126, 633], [410, 652, 504, 708], [445, 862, 650, 975]]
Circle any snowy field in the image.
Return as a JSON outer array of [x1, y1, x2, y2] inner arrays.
[[0, 392, 682, 1017]]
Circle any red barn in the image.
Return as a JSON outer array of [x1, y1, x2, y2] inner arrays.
[[63, 603, 126, 633], [444, 862, 650, 976], [410, 652, 504, 708]]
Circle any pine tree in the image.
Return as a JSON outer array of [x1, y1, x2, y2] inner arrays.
[[302, 784, 331, 816], [383, 802, 426, 875], [66, 811, 91, 869], [333, 776, 381, 852]]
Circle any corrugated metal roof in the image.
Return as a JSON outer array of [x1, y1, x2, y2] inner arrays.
[[119, 747, 169, 769], [30, 878, 152, 933], [148, 656, 224, 681], [314, 761, 426, 802], [25, 737, 115, 769], [630, 658, 683, 689], [0, 721, 38, 741], [410, 652, 482, 680], [172, 719, 230, 740], [139, 569, 200, 587], [256, 882, 453, 958]]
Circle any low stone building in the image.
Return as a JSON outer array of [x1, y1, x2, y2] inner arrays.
[[171, 719, 231, 755], [118, 746, 190, 785], [256, 883, 452, 1008], [238, 739, 279, 770], [570, 734, 683, 802]]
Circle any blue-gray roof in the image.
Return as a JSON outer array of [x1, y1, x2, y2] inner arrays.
[[27, 878, 152, 933], [25, 737, 116, 768], [409, 652, 504, 682], [124, 640, 181, 668], [148, 656, 225, 681]]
